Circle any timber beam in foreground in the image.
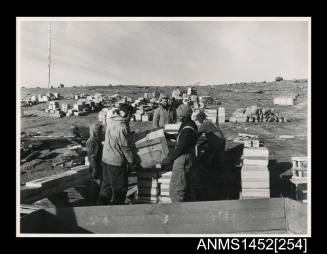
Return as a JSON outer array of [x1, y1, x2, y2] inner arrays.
[[20, 197, 307, 234]]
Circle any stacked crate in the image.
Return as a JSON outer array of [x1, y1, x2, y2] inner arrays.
[[61, 103, 72, 114], [42, 95, 49, 102], [137, 170, 161, 204], [190, 95, 198, 102], [141, 114, 153, 122], [290, 157, 307, 203], [132, 129, 169, 204], [292, 157, 307, 178], [158, 171, 172, 203], [218, 107, 225, 124], [233, 133, 262, 148], [73, 103, 84, 111], [204, 109, 218, 124], [135, 112, 143, 121], [273, 96, 295, 105], [241, 146, 270, 199], [47, 101, 65, 117]]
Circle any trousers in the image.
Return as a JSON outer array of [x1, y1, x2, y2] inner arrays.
[[99, 163, 128, 205], [169, 153, 196, 202]]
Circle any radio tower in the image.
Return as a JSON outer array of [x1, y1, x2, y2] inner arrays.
[[48, 22, 52, 91]]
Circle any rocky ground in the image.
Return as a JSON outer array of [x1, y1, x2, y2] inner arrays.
[[19, 80, 308, 191]]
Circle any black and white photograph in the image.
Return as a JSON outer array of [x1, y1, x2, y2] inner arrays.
[[16, 17, 311, 237]]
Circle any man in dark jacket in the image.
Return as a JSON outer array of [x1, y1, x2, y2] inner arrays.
[[153, 93, 177, 128], [86, 122, 104, 203], [195, 110, 226, 172], [161, 104, 198, 202]]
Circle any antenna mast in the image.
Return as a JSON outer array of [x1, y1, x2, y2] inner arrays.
[[48, 22, 52, 91]]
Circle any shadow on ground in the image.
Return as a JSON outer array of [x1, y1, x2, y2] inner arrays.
[[268, 160, 293, 198]]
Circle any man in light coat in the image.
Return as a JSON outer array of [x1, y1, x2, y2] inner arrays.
[[152, 93, 177, 128], [100, 104, 136, 205]]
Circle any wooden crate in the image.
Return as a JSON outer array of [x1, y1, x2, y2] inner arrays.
[[164, 123, 181, 134], [132, 129, 169, 169], [291, 157, 307, 169], [218, 107, 225, 123]]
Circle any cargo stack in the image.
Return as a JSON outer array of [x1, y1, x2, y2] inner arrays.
[[72, 100, 89, 116], [241, 146, 270, 199], [61, 103, 72, 114], [273, 96, 296, 105], [204, 109, 218, 124], [47, 101, 65, 117], [158, 171, 172, 203], [53, 92, 60, 99], [218, 107, 225, 124], [137, 170, 161, 204], [233, 133, 262, 148], [190, 95, 198, 102], [290, 156, 307, 203]]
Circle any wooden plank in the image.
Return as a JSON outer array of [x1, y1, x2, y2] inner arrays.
[[132, 128, 164, 144], [21, 198, 286, 233], [46, 198, 285, 217], [158, 178, 171, 184], [242, 182, 270, 188], [134, 138, 162, 149], [159, 197, 172, 204], [25, 170, 78, 188], [239, 133, 259, 139], [243, 158, 268, 166], [243, 147, 269, 157], [20, 205, 42, 215], [160, 171, 172, 176], [127, 185, 138, 198], [285, 198, 307, 234], [164, 123, 181, 133], [21, 165, 90, 204]]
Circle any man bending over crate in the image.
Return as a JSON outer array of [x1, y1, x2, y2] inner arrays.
[[161, 104, 198, 202]]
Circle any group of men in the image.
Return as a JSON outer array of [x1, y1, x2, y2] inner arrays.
[[86, 93, 226, 205]]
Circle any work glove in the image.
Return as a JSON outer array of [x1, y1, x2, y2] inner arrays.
[[161, 156, 173, 165]]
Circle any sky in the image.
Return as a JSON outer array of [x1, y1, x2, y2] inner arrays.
[[19, 20, 309, 87]]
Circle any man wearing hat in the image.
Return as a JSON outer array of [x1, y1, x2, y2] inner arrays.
[[161, 104, 198, 202], [100, 104, 137, 205], [195, 110, 226, 171], [153, 93, 177, 128]]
